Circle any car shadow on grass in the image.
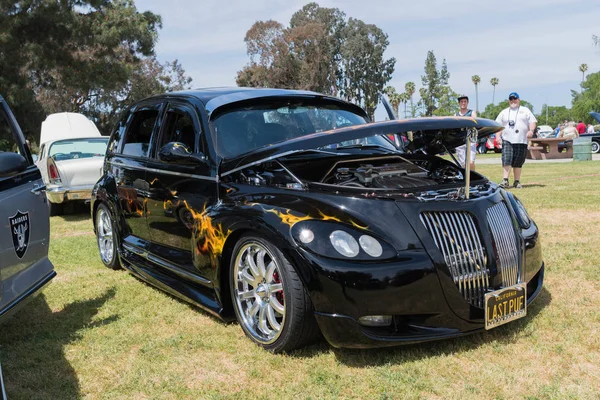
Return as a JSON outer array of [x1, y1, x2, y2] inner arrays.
[[0, 288, 118, 399], [293, 287, 552, 366]]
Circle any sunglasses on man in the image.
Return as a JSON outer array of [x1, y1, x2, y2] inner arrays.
[[509, 96, 518, 100]]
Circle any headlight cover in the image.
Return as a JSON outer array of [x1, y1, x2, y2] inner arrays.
[[291, 221, 396, 260], [330, 230, 360, 257], [507, 193, 531, 229]]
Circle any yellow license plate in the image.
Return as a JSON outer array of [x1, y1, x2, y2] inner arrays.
[[484, 283, 527, 330]]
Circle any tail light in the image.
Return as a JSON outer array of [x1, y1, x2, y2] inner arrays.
[[47, 159, 62, 184]]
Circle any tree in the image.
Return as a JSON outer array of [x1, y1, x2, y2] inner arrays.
[[490, 77, 499, 105], [339, 18, 395, 119], [236, 5, 395, 117], [290, 3, 346, 95], [405, 82, 416, 117], [432, 87, 460, 117], [471, 75, 481, 113], [536, 105, 572, 128], [579, 63, 588, 93], [420, 51, 450, 116], [571, 71, 600, 123], [0, 0, 165, 139], [384, 86, 401, 118]]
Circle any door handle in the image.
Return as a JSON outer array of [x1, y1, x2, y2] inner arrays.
[[31, 183, 46, 195]]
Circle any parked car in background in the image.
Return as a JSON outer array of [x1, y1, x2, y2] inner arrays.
[[91, 88, 544, 352], [482, 133, 502, 153], [0, 94, 56, 323], [536, 125, 554, 138], [36, 113, 109, 215], [581, 112, 600, 154]]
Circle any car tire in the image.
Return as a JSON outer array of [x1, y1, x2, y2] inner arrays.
[[95, 203, 121, 270], [592, 140, 600, 154], [230, 234, 319, 353], [48, 201, 63, 216]]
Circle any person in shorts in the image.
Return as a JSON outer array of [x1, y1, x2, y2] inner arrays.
[[454, 94, 477, 170], [495, 92, 537, 189]]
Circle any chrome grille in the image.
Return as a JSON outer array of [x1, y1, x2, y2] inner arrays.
[[486, 202, 520, 287], [420, 211, 490, 308]]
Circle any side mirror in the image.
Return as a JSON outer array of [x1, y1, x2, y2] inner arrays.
[[0, 152, 28, 177], [158, 142, 207, 165]]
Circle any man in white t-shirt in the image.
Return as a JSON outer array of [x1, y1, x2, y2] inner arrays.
[[495, 92, 537, 189]]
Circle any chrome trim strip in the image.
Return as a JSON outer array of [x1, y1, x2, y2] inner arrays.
[[420, 210, 491, 308], [122, 243, 212, 286], [486, 202, 520, 287], [107, 160, 216, 182]]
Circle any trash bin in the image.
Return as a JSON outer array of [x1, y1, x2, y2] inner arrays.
[[573, 137, 592, 161]]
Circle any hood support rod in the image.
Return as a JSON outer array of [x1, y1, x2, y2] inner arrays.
[[464, 128, 478, 199]]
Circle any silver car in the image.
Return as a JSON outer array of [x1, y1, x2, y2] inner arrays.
[[36, 113, 108, 215], [0, 94, 56, 323]]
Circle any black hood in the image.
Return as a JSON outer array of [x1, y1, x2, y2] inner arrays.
[[221, 117, 503, 173], [589, 112, 600, 124]]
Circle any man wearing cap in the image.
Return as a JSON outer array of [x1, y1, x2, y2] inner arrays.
[[495, 92, 537, 188], [454, 95, 477, 170]]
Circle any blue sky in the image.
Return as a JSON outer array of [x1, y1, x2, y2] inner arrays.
[[135, 0, 600, 118]]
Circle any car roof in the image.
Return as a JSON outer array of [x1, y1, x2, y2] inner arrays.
[[154, 87, 363, 118]]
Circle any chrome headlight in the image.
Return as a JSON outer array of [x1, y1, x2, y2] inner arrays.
[[330, 230, 360, 257], [291, 221, 395, 260], [359, 235, 383, 257]]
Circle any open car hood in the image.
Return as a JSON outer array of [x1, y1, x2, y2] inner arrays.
[[220, 117, 503, 173], [589, 112, 600, 124]]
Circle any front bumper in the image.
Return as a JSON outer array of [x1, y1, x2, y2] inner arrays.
[[46, 184, 94, 203], [313, 264, 544, 349]]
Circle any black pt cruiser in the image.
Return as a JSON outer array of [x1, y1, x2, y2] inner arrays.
[[91, 88, 544, 352]]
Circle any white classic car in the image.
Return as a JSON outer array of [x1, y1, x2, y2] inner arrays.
[[36, 113, 108, 215]]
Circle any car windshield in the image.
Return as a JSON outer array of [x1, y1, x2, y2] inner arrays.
[[210, 101, 395, 158], [48, 137, 109, 160]]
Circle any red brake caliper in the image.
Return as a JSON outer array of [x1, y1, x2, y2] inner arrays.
[[273, 271, 284, 305]]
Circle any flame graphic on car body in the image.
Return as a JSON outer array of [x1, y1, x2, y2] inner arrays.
[[162, 199, 231, 256]]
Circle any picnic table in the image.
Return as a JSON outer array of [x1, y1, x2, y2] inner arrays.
[[527, 137, 573, 160]]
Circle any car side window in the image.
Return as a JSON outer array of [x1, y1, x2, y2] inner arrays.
[[108, 109, 131, 155], [122, 108, 159, 158], [158, 107, 198, 153], [0, 108, 19, 153]]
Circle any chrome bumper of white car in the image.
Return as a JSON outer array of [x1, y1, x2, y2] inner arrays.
[[46, 184, 94, 203]]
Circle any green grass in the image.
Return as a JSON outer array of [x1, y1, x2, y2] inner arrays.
[[1, 161, 600, 399]]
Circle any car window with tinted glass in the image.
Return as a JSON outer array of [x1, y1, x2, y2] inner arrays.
[[122, 109, 159, 158], [0, 108, 18, 153], [158, 108, 197, 153]]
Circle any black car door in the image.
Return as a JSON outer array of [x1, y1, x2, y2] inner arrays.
[[110, 102, 163, 245], [145, 101, 216, 281]]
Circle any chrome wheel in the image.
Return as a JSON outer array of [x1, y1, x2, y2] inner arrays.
[[233, 242, 285, 344], [96, 206, 116, 267], [592, 141, 599, 154]]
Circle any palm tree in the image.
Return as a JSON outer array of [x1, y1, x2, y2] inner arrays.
[[384, 86, 401, 119], [471, 75, 481, 113], [490, 77, 499, 105], [405, 82, 416, 117], [399, 92, 410, 118], [579, 63, 588, 93]]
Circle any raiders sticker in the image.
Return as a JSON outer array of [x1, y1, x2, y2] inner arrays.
[[10, 210, 30, 259]]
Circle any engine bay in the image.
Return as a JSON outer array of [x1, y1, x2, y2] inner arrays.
[[232, 155, 468, 191]]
